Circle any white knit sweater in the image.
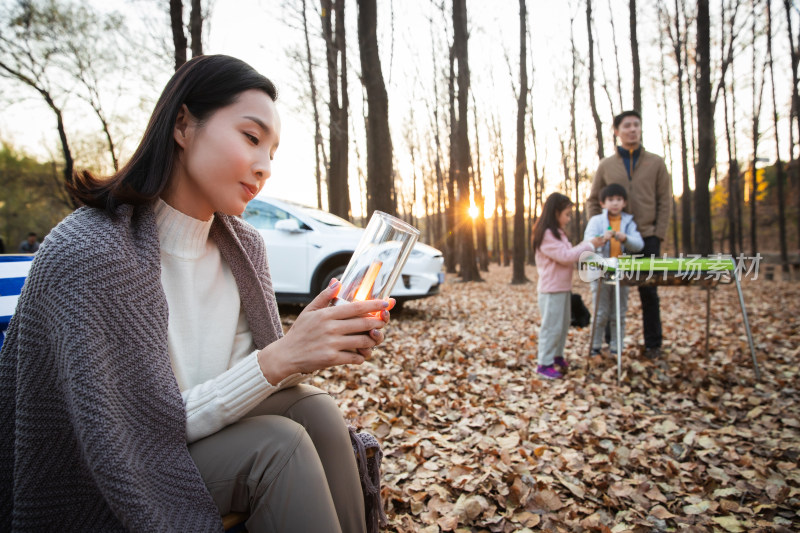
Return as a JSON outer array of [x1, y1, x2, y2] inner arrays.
[[155, 199, 305, 443]]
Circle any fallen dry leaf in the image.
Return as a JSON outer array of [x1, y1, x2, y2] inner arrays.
[[512, 511, 540, 527], [712, 515, 745, 532], [279, 265, 800, 531], [530, 488, 564, 512], [650, 505, 676, 519]]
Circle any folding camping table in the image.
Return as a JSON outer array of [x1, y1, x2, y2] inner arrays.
[[584, 255, 760, 383], [0, 254, 35, 349]]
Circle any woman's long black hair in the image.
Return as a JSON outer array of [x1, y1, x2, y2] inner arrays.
[[68, 55, 278, 211], [531, 192, 573, 253]]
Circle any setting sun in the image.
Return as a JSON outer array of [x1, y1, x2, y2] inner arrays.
[[468, 205, 479, 219]]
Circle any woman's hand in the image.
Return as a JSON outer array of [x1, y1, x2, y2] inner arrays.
[[614, 231, 627, 242], [256, 279, 394, 384], [590, 235, 606, 248]]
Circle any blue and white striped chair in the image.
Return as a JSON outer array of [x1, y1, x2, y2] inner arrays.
[[0, 255, 34, 349]]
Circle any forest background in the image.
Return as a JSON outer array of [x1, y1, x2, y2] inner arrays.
[[1, 0, 799, 278], [2, 2, 800, 531]]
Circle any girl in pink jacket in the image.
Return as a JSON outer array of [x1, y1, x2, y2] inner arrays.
[[532, 193, 605, 379]]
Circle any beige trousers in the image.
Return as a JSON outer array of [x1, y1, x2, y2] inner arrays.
[[188, 384, 366, 533]]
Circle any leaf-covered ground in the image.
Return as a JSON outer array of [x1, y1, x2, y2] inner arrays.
[[283, 265, 800, 532]]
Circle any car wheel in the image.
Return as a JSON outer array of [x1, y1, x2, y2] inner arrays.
[[320, 265, 347, 294]]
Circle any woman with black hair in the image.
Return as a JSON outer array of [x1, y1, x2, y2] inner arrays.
[[0, 55, 386, 532]]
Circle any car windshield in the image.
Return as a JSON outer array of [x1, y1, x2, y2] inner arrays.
[[300, 207, 357, 228], [243, 200, 307, 230]]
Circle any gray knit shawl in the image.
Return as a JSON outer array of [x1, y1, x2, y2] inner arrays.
[[0, 203, 283, 531]]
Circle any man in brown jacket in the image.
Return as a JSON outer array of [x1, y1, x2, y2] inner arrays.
[[587, 110, 672, 359]]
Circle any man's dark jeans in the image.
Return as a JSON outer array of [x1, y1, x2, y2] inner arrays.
[[638, 236, 663, 348]]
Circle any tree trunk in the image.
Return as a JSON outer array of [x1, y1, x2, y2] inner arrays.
[[726, 144, 739, 257], [433, 142, 445, 252], [88, 95, 118, 171], [325, 0, 351, 220], [0, 60, 75, 206], [724, 88, 737, 258], [526, 166, 533, 264], [694, 0, 714, 255], [784, 0, 800, 249], [452, 0, 480, 281], [430, 123, 444, 250], [412, 171, 418, 227], [473, 181, 489, 272], [686, 8, 699, 182], [43, 92, 75, 199], [423, 163, 432, 244], [71, 63, 120, 172], [785, 0, 800, 161], [722, 2, 737, 257], [490, 119, 500, 264], [728, 2, 744, 256], [527, 15, 537, 266], [407, 125, 418, 228], [657, 1, 679, 255], [357, 0, 394, 217], [492, 116, 510, 266], [354, 110, 368, 219], [473, 103, 489, 271], [587, 0, 604, 160], [302, 0, 325, 209], [492, 174, 500, 264], [674, 0, 692, 253], [767, 0, 789, 271], [428, 18, 445, 250], [500, 180, 509, 266], [500, 164, 509, 267], [569, 21, 581, 243], [608, 0, 625, 112], [434, 142, 444, 248], [528, 85, 541, 265], [512, 0, 528, 284], [446, 45, 457, 273], [189, 0, 202, 57], [169, 0, 187, 70], [728, 13, 744, 256], [335, 0, 350, 217], [630, 0, 642, 112], [750, 0, 766, 256]]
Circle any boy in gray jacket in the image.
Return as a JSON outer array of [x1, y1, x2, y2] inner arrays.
[[584, 184, 644, 355]]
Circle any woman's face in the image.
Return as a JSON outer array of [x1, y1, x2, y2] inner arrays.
[[557, 206, 572, 229], [165, 89, 281, 220]]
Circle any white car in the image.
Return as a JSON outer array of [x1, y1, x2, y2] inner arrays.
[[242, 197, 445, 307]]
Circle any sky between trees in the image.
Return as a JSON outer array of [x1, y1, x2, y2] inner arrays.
[[0, 0, 795, 217]]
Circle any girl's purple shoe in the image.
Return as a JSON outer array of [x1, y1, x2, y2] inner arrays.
[[537, 365, 563, 380], [554, 356, 569, 372]]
